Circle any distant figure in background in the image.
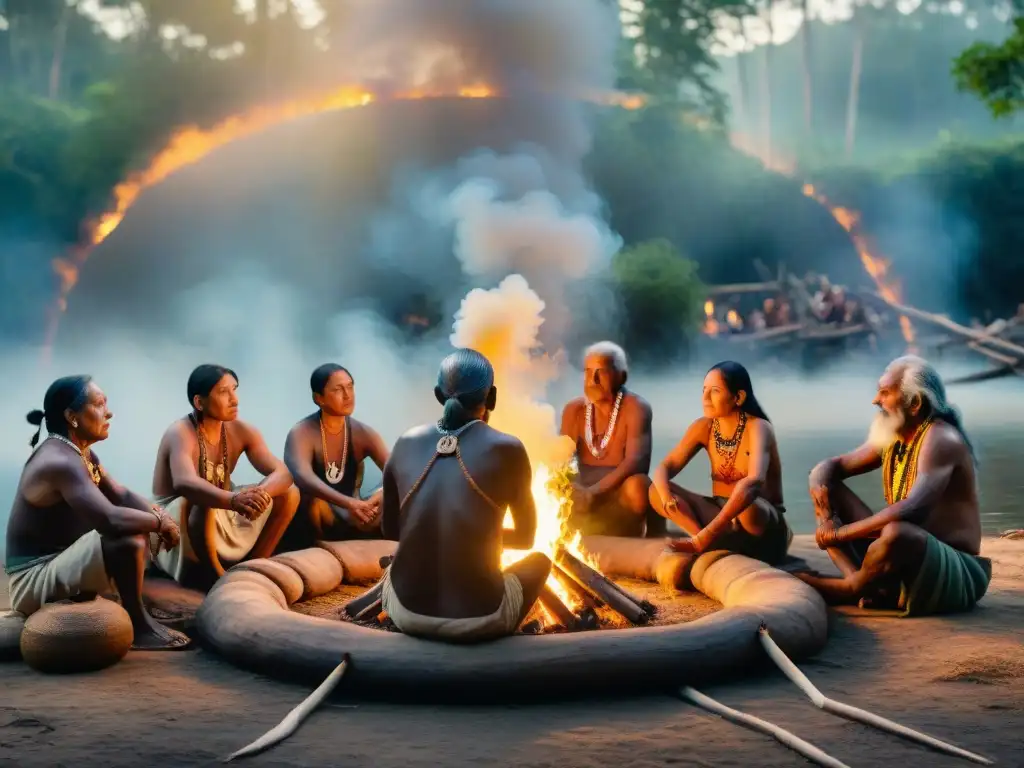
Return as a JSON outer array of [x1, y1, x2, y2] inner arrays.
[[802, 356, 990, 615], [283, 363, 390, 547], [151, 364, 300, 590], [379, 349, 550, 643], [650, 361, 791, 565], [5, 376, 190, 650], [559, 341, 660, 537]]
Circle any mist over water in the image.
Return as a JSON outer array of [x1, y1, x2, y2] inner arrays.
[[3, 0, 1023, 560]]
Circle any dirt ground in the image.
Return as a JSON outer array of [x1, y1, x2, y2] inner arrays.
[[3, 535, 1022, 768]]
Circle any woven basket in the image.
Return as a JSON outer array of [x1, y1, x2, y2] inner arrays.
[[20, 599, 133, 674], [0, 611, 25, 661]]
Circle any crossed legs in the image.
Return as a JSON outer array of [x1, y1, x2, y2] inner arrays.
[[648, 481, 775, 537], [800, 481, 928, 606]]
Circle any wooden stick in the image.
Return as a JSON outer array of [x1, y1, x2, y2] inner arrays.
[[352, 597, 382, 622], [871, 294, 1024, 359], [538, 584, 579, 631], [945, 366, 1017, 386], [552, 562, 604, 609], [679, 687, 851, 768], [556, 549, 649, 624], [224, 655, 350, 762], [706, 281, 780, 295], [758, 627, 994, 765]]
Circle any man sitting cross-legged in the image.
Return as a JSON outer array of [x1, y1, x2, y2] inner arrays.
[[151, 364, 300, 590], [282, 363, 391, 548], [559, 341, 661, 537], [376, 349, 551, 643], [5, 376, 190, 650], [800, 355, 991, 615]]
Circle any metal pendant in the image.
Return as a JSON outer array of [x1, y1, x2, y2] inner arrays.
[[325, 461, 344, 484], [437, 435, 458, 455]]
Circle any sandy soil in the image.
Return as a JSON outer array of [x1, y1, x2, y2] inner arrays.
[[2, 536, 1022, 768]]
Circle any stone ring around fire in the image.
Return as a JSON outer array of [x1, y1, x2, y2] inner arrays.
[[195, 539, 829, 702]]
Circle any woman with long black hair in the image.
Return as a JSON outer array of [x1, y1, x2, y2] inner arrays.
[[649, 361, 792, 564]]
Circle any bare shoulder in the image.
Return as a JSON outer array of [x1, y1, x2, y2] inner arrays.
[[350, 417, 382, 442], [688, 416, 713, 437], [748, 416, 776, 440], [623, 391, 652, 418], [231, 418, 264, 443], [161, 418, 195, 448], [562, 397, 586, 418], [286, 413, 317, 441], [928, 420, 969, 460]]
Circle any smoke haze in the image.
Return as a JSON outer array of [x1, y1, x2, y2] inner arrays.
[[3, 0, 1023, 560]]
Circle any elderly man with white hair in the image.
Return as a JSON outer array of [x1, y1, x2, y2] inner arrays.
[[800, 355, 991, 616], [559, 341, 660, 537]]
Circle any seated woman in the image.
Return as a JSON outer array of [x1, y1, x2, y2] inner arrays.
[[648, 361, 792, 565]]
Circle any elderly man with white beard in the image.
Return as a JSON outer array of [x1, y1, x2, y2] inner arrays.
[[799, 355, 991, 616]]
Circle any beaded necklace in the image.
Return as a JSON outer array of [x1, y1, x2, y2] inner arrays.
[[48, 434, 102, 486], [319, 415, 348, 484], [190, 413, 230, 490], [584, 390, 624, 459], [711, 411, 747, 485]]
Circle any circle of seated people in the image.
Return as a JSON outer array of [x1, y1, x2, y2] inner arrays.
[[196, 537, 828, 701]]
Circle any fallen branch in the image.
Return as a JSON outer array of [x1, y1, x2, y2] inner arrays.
[[945, 366, 1018, 386], [870, 294, 1024, 360], [758, 627, 993, 765], [706, 281, 780, 296], [679, 686, 850, 768], [728, 323, 804, 343], [798, 323, 872, 341], [224, 654, 350, 762]]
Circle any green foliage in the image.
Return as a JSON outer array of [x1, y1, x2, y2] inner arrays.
[[620, 0, 755, 122], [952, 17, 1024, 118], [611, 239, 706, 358]]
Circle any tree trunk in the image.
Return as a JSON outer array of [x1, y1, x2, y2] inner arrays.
[[844, 20, 865, 160], [48, 2, 71, 100], [733, 14, 751, 133], [760, 0, 775, 167], [800, 0, 813, 137]]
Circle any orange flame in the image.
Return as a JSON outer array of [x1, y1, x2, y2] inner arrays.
[[728, 134, 914, 346], [41, 84, 645, 355], [802, 184, 914, 344]]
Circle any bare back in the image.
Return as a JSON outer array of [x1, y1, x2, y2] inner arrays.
[[6, 443, 103, 566], [562, 391, 652, 471], [905, 422, 981, 554], [383, 422, 533, 619]]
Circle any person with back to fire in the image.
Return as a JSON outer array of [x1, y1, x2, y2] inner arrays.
[[150, 364, 300, 590], [649, 361, 792, 565], [5, 375, 191, 650], [281, 363, 391, 547], [559, 341, 662, 537], [378, 348, 551, 643], [799, 355, 991, 615]]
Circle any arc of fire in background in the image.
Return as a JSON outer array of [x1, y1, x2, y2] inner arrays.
[[41, 84, 645, 355], [729, 133, 915, 345], [801, 184, 915, 344]]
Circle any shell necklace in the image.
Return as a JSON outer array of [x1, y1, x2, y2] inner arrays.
[[190, 413, 230, 489], [48, 434, 102, 486], [320, 415, 348, 484], [584, 390, 624, 459]]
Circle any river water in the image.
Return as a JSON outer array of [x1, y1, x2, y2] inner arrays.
[[653, 424, 1022, 536]]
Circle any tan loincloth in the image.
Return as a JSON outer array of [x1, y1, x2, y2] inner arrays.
[[151, 491, 272, 582], [380, 567, 524, 643], [7, 530, 114, 616]]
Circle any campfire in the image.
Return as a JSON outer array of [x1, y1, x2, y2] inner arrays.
[[498, 465, 656, 634]]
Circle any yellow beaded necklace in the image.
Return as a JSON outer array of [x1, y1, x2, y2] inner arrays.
[[882, 419, 934, 505]]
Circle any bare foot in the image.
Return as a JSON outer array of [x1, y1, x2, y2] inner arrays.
[[131, 616, 193, 651], [794, 572, 859, 606]]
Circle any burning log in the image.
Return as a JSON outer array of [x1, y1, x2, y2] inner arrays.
[[555, 549, 649, 625], [537, 585, 579, 631], [551, 566, 601, 630]]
